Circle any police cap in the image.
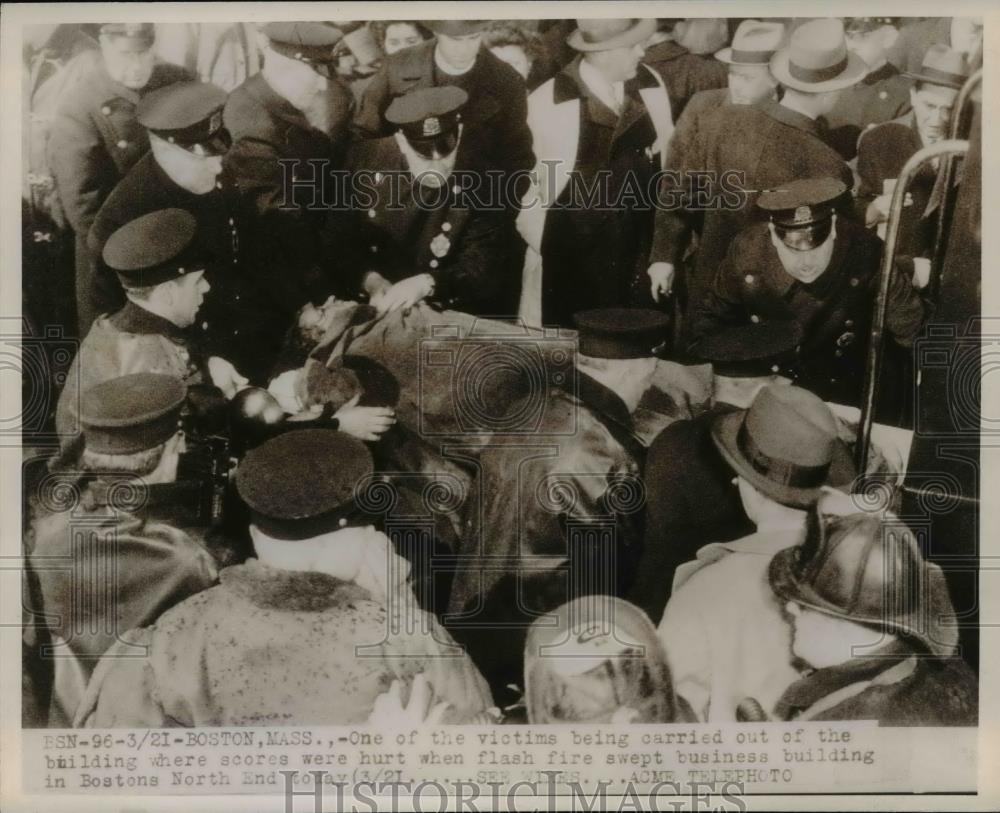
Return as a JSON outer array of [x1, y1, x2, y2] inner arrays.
[[81, 373, 186, 455], [235, 429, 374, 540], [386, 86, 468, 158], [758, 177, 848, 250], [138, 81, 231, 157], [690, 321, 802, 377], [263, 22, 344, 75], [103, 209, 205, 289], [99, 23, 155, 47], [573, 308, 670, 360]]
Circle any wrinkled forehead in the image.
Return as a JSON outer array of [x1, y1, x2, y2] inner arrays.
[[914, 84, 959, 108]]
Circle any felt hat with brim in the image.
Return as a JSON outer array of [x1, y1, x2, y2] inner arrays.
[[423, 20, 489, 38], [769, 509, 958, 658], [567, 18, 656, 52], [769, 18, 867, 93], [711, 384, 856, 508], [715, 20, 785, 65], [905, 43, 970, 90]]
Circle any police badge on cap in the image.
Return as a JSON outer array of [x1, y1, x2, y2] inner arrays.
[[385, 86, 468, 159], [758, 177, 848, 251], [137, 81, 232, 157]]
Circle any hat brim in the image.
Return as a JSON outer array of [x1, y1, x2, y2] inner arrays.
[[710, 410, 856, 508], [714, 46, 775, 66], [769, 48, 868, 93], [567, 19, 657, 52], [768, 550, 956, 658], [903, 70, 966, 91]]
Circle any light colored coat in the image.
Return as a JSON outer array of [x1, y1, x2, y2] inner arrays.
[[75, 557, 493, 727], [658, 528, 805, 722]]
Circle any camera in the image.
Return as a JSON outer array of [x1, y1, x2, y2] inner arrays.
[[418, 320, 577, 437]]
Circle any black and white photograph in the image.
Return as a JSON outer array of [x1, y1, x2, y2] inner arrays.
[[2, 3, 996, 811]]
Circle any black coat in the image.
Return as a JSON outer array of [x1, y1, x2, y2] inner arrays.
[[47, 60, 192, 333], [540, 59, 663, 327], [326, 136, 521, 317], [446, 373, 647, 696], [690, 218, 926, 408], [223, 73, 354, 312], [651, 98, 854, 325], [857, 112, 939, 261], [642, 40, 728, 123], [626, 406, 753, 623], [88, 154, 281, 382], [353, 39, 534, 181], [824, 63, 913, 160]]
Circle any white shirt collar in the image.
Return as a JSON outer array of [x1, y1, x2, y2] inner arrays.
[[579, 58, 624, 114], [434, 45, 475, 76]]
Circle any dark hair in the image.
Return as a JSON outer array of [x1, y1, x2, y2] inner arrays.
[[369, 20, 431, 55], [482, 21, 544, 62]]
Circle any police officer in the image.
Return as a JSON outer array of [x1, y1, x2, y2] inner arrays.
[[55, 209, 248, 456], [47, 23, 191, 335], [89, 81, 278, 382], [329, 85, 520, 316], [223, 22, 355, 317], [354, 20, 534, 184], [690, 177, 926, 409], [27, 372, 218, 724]]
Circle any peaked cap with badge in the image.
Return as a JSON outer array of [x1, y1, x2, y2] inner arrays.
[[385, 85, 468, 158], [80, 372, 186, 455], [137, 81, 231, 156], [102, 208, 207, 288]]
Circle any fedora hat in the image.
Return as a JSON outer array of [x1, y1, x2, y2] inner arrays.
[[769, 508, 959, 658], [716, 20, 785, 65], [769, 18, 867, 93], [905, 43, 970, 90], [711, 385, 856, 508], [567, 18, 656, 52]]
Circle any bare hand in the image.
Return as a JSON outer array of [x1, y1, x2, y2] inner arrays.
[[334, 393, 396, 441], [367, 673, 451, 726], [372, 275, 434, 315], [647, 262, 675, 302], [207, 356, 250, 399]]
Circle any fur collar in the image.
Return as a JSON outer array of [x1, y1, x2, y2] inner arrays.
[[220, 559, 374, 612]]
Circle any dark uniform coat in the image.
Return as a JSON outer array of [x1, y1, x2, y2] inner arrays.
[[25, 479, 217, 722], [223, 72, 353, 313], [642, 40, 728, 123], [326, 136, 521, 316], [446, 373, 647, 696], [774, 644, 977, 725], [650, 98, 854, 328], [87, 153, 278, 382], [857, 111, 940, 261], [353, 38, 534, 182], [539, 58, 665, 327], [825, 63, 912, 160], [47, 60, 192, 334], [690, 218, 926, 407]]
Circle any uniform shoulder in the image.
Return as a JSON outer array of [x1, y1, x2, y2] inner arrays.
[[224, 76, 276, 138], [477, 46, 529, 92], [346, 135, 401, 171], [686, 87, 729, 112], [51, 58, 109, 116]]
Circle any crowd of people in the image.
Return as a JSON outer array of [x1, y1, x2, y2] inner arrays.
[[21, 17, 981, 730]]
